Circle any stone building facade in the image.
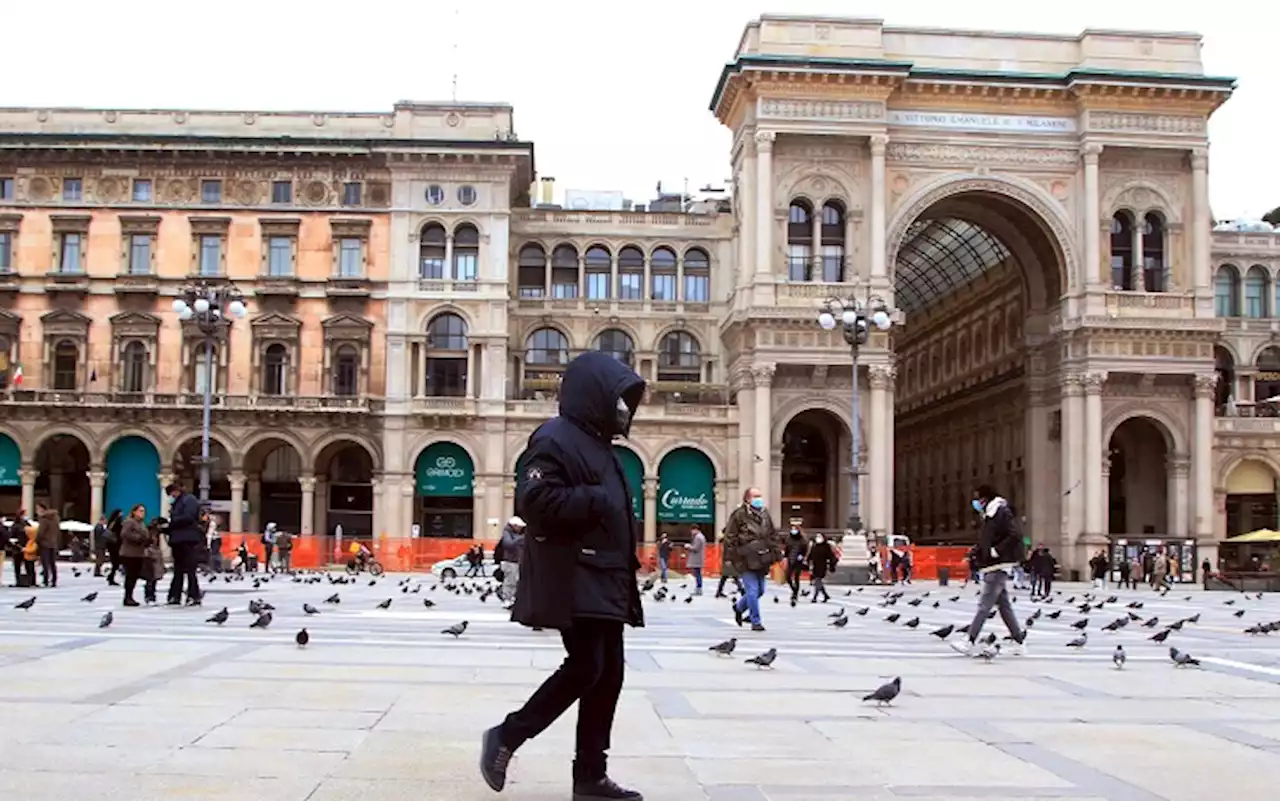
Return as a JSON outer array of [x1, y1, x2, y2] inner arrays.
[[2, 15, 1277, 574]]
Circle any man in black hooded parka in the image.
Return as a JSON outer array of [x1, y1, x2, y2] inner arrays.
[[480, 351, 646, 801]]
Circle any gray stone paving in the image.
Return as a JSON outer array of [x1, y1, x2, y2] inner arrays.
[[2, 567, 1280, 799]]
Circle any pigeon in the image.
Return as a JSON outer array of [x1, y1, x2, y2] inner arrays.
[[206, 607, 229, 625], [14, 596, 35, 610], [903, 617, 920, 629], [1126, 601, 1144, 609], [1170, 647, 1200, 667], [1186, 613, 1201, 625], [250, 611, 273, 629], [1070, 619, 1089, 630], [248, 599, 263, 615], [907, 598, 922, 607], [300, 603, 320, 616], [709, 638, 737, 656], [854, 607, 869, 616], [99, 611, 113, 629], [862, 677, 902, 706], [442, 621, 469, 638], [324, 593, 340, 604], [828, 608, 845, 619], [81, 591, 98, 603], [368, 580, 377, 587], [1167, 620, 1185, 632], [295, 628, 310, 648], [831, 616, 850, 628], [423, 598, 436, 608], [1066, 633, 1087, 648], [1102, 619, 1125, 632], [1046, 610, 1063, 619], [1149, 629, 1172, 643], [376, 598, 393, 610], [930, 624, 955, 640], [1234, 609, 1246, 618], [1224, 599, 1236, 606], [1113, 645, 1126, 669], [1143, 617, 1160, 628], [884, 613, 901, 623], [745, 648, 777, 669]]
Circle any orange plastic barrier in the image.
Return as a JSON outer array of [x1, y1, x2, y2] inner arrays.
[[877, 544, 972, 581]]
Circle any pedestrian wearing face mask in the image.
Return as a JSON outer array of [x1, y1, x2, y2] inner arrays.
[[722, 487, 782, 632], [783, 525, 808, 606], [806, 532, 837, 603]]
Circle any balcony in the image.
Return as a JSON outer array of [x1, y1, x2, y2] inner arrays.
[[512, 209, 720, 230], [44, 271, 90, 294], [115, 273, 161, 295], [505, 398, 736, 423], [418, 278, 479, 294], [1102, 291, 1197, 318], [411, 397, 477, 416], [327, 277, 372, 298], [1215, 416, 1280, 435], [1, 390, 382, 413], [256, 276, 300, 297], [0, 270, 17, 293]]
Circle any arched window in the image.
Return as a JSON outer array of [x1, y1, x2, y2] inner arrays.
[[1141, 213, 1166, 292], [517, 244, 546, 297], [452, 224, 479, 282], [262, 343, 289, 396], [1255, 347, 1280, 409], [617, 246, 644, 300], [592, 329, 634, 366], [525, 327, 570, 368], [192, 344, 218, 395], [820, 202, 845, 282], [425, 313, 468, 397], [683, 248, 710, 303], [419, 223, 447, 280], [584, 246, 612, 300], [332, 344, 360, 397], [1215, 265, 1240, 317], [1110, 212, 1134, 290], [550, 244, 579, 299], [121, 341, 148, 393], [787, 201, 814, 281], [1245, 266, 1269, 319], [650, 247, 677, 301], [657, 331, 701, 382], [1215, 345, 1235, 411], [53, 340, 78, 390]]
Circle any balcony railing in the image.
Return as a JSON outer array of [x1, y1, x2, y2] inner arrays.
[[505, 399, 735, 421], [411, 397, 476, 415], [1103, 291, 1196, 316], [1, 390, 381, 412], [513, 210, 720, 228], [1215, 416, 1280, 434]]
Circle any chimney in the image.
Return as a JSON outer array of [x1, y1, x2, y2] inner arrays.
[[539, 176, 555, 205]]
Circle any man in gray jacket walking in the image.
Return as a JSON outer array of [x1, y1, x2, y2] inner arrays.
[[497, 517, 525, 608], [684, 525, 706, 595]]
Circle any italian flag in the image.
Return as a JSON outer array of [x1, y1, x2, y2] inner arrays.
[[11, 363, 21, 386]]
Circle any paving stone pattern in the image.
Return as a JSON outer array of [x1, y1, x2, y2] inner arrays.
[[2, 568, 1280, 800]]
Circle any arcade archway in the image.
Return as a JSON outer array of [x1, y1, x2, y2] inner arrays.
[[35, 433, 91, 523], [780, 409, 851, 531]]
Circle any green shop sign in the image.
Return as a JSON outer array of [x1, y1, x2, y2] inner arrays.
[[0, 433, 19, 487], [657, 447, 715, 523], [415, 442, 474, 497], [614, 446, 644, 519]]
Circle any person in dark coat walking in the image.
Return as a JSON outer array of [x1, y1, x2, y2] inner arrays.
[[164, 483, 203, 606], [806, 532, 837, 603], [480, 351, 646, 801]]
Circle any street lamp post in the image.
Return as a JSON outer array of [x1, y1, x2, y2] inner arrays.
[[172, 284, 247, 505], [818, 296, 893, 537]]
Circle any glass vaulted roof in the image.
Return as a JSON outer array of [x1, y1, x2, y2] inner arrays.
[[895, 218, 1010, 316]]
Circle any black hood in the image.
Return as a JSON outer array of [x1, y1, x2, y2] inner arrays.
[[558, 351, 646, 439]]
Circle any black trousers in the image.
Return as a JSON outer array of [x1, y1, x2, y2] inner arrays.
[[39, 547, 58, 586], [167, 542, 202, 602], [786, 562, 804, 599], [502, 618, 625, 782], [14, 556, 35, 586], [121, 555, 157, 602], [1040, 574, 1053, 596], [105, 540, 121, 582], [716, 574, 743, 596]]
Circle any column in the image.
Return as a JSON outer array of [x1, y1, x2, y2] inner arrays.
[[19, 468, 36, 516], [299, 475, 316, 535], [1060, 373, 1085, 548], [751, 363, 775, 492], [810, 208, 822, 281], [869, 134, 888, 280], [643, 477, 658, 544], [1191, 148, 1210, 291], [246, 474, 261, 533], [1083, 371, 1106, 539], [444, 234, 454, 281], [228, 472, 245, 533], [315, 478, 330, 536], [1082, 143, 1102, 288], [883, 365, 896, 535], [370, 475, 383, 537], [738, 137, 757, 286], [1192, 373, 1216, 538], [157, 472, 175, 519], [1168, 454, 1190, 536], [867, 365, 892, 536], [754, 131, 775, 278], [88, 469, 106, 525], [400, 477, 416, 539], [735, 367, 755, 501]]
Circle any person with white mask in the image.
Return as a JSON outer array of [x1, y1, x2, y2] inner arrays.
[[721, 487, 783, 632]]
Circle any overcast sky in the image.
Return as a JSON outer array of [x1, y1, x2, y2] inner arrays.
[[9, 1, 1275, 219]]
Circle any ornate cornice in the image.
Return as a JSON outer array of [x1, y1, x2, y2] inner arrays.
[[886, 142, 1077, 168]]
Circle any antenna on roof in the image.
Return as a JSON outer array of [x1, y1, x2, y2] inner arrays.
[[450, 5, 461, 102]]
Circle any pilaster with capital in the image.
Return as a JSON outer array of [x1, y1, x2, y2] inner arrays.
[[642, 476, 658, 544], [298, 475, 317, 535], [18, 468, 37, 516], [88, 469, 106, 526], [228, 472, 246, 533], [869, 135, 889, 281], [1082, 371, 1106, 537], [867, 364, 896, 536], [754, 131, 776, 279], [1167, 454, 1191, 537], [1059, 372, 1085, 544], [751, 363, 776, 492], [1192, 373, 1216, 538], [734, 366, 757, 502], [1081, 143, 1103, 288], [1190, 147, 1210, 291]]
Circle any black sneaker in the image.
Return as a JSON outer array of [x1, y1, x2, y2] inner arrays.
[[573, 776, 644, 800], [123, 598, 140, 607], [733, 602, 744, 628], [751, 624, 766, 632], [479, 725, 514, 792]]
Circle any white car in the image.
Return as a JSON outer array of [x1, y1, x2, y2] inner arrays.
[[430, 554, 492, 580]]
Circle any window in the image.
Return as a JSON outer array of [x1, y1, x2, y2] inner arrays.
[[657, 331, 701, 381], [131, 179, 152, 202], [821, 202, 845, 282], [426, 313, 468, 397], [458, 185, 477, 206], [271, 181, 293, 204], [451, 224, 479, 281], [342, 182, 362, 206], [525, 328, 570, 369], [199, 235, 222, 276], [0, 233, 11, 271], [267, 236, 294, 277], [193, 345, 218, 394], [0, 177, 15, 200], [262, 343, 289, 396], [1244, 266, 1269, 319], [617, 246, 644, 300], [550, 245, 578, 299], [1142, 213, 1166, 292], [59, 233, 83, 273], [787, 201, 813, 281], [201, 180, 222, 204], [338, 238, 363, 278], [53, 340, 78, 390], [650, 247, 677, 301], [585, 246, 612, 300], [127, 235, 151, 274], [425, 185, 444, 205], [1110, 212, 1134, 291], [419, 223, 446, 279], [0, 334, 10, 390], [63, 178, 82, 202], [332, 345, 360, 396], [683, 248, 710, 302], [593, 329, 634, 367], [517, 244, 546, 297], [121, 341, 148, 393], [1214, 265, 1240, 317]]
